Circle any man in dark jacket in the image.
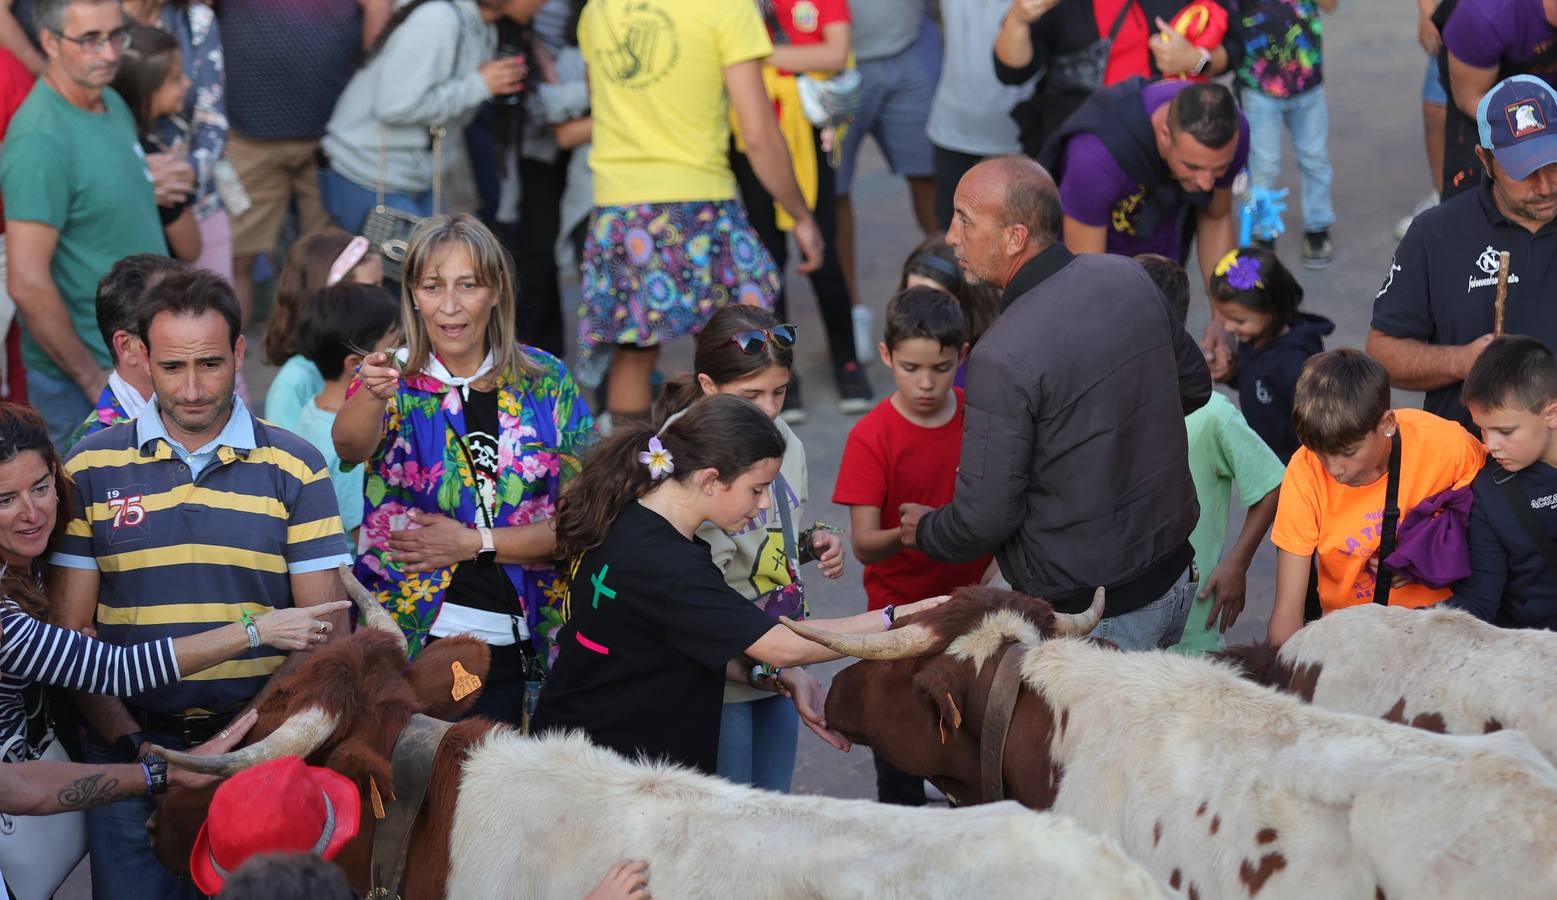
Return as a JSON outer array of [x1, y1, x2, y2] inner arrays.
[[900, 156, 1213, 650]]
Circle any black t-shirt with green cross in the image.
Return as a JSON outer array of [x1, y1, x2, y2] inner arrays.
[[533, 501, 776, 773]]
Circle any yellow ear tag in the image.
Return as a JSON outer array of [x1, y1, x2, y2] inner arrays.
[[451, 660, 482, 702], [369, 776, 386, 820]]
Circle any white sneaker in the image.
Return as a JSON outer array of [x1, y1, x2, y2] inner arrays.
[[1393, 192, 1439, 241], [852, 305, 875, 366]]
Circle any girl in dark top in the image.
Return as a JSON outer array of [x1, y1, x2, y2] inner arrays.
[[111, 25, 200, 263], [534, 394, 945, 773], [1207, 245, 1335, 464]]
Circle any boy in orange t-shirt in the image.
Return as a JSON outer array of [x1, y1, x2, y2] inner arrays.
[[1268, 350, 1484, 645]]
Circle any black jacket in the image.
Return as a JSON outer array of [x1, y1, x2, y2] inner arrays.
[[1232, 312, 1334, 464], [918, 246, 1211, 616], [1451, 461, 1557, 631]]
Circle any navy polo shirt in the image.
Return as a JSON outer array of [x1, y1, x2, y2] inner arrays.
[[1371, 181, 1557, 431], [1450, 460, 1557, 630]]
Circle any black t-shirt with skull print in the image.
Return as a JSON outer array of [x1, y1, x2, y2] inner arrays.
[[444, 387, 519, 617]]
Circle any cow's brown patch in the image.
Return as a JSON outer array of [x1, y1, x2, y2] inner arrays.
[[1153, 821, 1162, 847], [1383, 698, 1409, 724], [1059, 707, 1069, 737], [1239, 852, 1288, 896], [999, 678, 1066, 810], [1256, 828, 1278, 845], [1210, 815, 1220, 835], [403, 719, 497, 900], [1485, 717, 1504, 733], [1170, 869, 1182, 889], [1374, 888, 1386, 900], [1189, 885, 1200, 900], [1196, 801, 1208, 817], [1409, 711, 1446, 733], [1286, 662, 1322, 703]]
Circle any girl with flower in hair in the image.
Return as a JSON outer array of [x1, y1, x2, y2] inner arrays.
[[533, 393, 944, 775], [654, 305, 846, 792], [334, 214, 593, 727], [1207, 245, 1334, 464]]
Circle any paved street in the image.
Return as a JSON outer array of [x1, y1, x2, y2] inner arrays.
[[58, 1, 1429, 891]]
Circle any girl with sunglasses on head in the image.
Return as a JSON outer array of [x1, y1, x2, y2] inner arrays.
[[534, 393, 946, 778], [651, 305, 846, 791]]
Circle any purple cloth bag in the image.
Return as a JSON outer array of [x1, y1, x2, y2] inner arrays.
[[1384, 486, 1475, 588]]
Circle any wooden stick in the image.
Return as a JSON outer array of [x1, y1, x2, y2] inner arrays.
[[1495, 251, 1511, 337]]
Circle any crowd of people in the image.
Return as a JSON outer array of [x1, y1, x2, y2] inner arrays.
[[0, 0, 1555, 896]]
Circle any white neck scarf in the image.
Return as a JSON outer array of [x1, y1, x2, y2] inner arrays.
[[398, 348, 496, 400], [108, 370, 151, 420]]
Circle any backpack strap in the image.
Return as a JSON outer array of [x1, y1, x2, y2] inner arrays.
[[1497, 470, 1557, 580], [1373, 430, 1404, 606]]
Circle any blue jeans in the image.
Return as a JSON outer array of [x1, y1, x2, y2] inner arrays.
[[716, 694, 799, 792], [27, 366, 94, 450], [84, 733, 203, 900], [1091, 567, 1196, 651], [1243, 86, 1335, 233], [317, 165, 435, 234]]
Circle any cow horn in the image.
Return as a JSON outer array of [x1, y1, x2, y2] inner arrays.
[[780, 616, 939, 660], [339, 563, 408, 653], [1053, 587, 1105, 636], [146, 706, 339, 777]]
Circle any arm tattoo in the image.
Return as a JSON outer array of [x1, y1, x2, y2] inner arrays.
[[57, 773, 139, 809]]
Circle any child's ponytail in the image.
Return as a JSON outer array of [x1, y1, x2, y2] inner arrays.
[[556, 395, 786, 559]]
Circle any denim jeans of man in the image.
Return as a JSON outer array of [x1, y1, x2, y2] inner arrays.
[[1243, 86, 1335, 234], [1090, 567, 1196, 651], [84, 731, 203, 900], [27, 366, 94, 450], [716, 693, 800, 792]]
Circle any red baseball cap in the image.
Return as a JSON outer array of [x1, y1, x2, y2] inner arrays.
[[189, 755, 361, 895]]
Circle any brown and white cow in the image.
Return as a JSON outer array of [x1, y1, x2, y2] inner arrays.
[[1216, 603, 1557, 764], [150, 576, 1171, 899], [794, 586, 1557, 900]]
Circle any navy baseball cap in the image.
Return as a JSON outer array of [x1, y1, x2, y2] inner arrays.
[[1477, 74, 1557, 180]]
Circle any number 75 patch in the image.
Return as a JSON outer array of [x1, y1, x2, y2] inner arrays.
[[104, 485, 149, 545]]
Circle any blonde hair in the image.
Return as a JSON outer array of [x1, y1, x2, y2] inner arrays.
[[1292, 349, 1391, 454], [400, 214, 538, 383]]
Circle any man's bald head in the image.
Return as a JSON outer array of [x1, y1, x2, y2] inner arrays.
[[967, 156, 1063, 246], [947, 157, 1062, 289]]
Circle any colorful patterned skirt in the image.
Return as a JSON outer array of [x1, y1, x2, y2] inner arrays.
[[578, 200, 779, 349]]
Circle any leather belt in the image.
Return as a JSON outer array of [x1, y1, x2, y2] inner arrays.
[[979, 642, 1028, 804], [367, 713, 454, 900], [131, 708, 236, 748]]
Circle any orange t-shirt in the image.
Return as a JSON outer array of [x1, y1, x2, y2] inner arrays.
[[1271, 408, 1485, 614]]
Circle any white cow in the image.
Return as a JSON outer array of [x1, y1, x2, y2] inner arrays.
[[1235, 603, 1557, 764], [800, 590, 1557, 900], [446, 731, 1171, 900]]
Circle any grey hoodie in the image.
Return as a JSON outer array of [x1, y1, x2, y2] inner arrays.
[[322, 0, 495, 195]]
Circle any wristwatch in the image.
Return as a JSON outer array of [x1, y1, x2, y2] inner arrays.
[[1191, 47, 1212, 77], [139, 751, 168, 796], [475, 526, 496, 564]]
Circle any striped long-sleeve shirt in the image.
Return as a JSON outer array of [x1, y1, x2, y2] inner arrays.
[[0, 598, 180, 760]]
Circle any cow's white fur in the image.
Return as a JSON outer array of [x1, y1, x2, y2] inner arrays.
[[947, 609, 1040, 673], [990, 630, 1557, 900], [1279, 603, 1557, 763], [444, 731, 1170, 900]]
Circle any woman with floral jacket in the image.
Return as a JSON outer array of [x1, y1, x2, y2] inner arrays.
[[335, 214, 592, 726]]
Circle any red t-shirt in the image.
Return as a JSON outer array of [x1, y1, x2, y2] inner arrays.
[[0, 47, 36, 226], [1096, 0, 1152, 85], [833, 390, 992, 610], [771, 0, 850, 46]]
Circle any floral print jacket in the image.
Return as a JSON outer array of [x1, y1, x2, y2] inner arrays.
[[349, 347, 593, 658], [154, 2, 227, 219]]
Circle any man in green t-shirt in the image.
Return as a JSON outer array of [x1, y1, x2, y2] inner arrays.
[[0, 0, 189, 446]]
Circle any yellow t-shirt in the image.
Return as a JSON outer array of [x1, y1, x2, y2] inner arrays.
[[1271, 408, 1485, 614], [580, 0, 773, 205]]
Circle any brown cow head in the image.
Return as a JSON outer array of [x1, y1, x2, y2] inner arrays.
[[146, 568, 492, 886], [788, 585, 1102, 807]]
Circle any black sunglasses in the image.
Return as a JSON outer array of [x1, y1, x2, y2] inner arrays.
[[729, 324, 797, 354]]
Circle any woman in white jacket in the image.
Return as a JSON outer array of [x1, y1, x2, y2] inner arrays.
[[318, 0, 537, 235]]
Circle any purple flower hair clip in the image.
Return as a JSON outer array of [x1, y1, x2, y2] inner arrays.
[[1225, 255, 1264, 291]]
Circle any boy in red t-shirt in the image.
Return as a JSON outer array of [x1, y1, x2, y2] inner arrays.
[[832, 285, 992, 805]]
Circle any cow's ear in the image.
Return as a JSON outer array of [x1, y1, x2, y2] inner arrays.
[[407, 636, 493, 719], [912, 658, 968, 745]]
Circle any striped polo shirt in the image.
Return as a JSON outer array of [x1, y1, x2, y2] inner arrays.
[[52, 398, 351, 716]]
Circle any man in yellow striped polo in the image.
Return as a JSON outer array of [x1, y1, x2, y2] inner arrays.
[[50, 269, 351, 899]]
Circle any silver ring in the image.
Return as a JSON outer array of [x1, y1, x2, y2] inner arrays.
[[218, 730, 228, 739], [318, 622, 329, 634]]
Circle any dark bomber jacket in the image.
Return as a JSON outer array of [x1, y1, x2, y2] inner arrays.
[[918, 245, 1211, 616]]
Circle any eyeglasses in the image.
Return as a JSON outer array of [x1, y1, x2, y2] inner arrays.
[[729, 324, 797, 354], [50, 25, 132, 53]]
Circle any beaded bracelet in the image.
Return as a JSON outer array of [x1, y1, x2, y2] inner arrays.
[[239, 609, 260, 649]]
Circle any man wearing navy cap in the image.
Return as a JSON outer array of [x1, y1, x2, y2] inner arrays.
[[1369, 74, 1557, 432]]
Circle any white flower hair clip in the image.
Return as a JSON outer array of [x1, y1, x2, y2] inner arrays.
[[638, 436, 674, 480]]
